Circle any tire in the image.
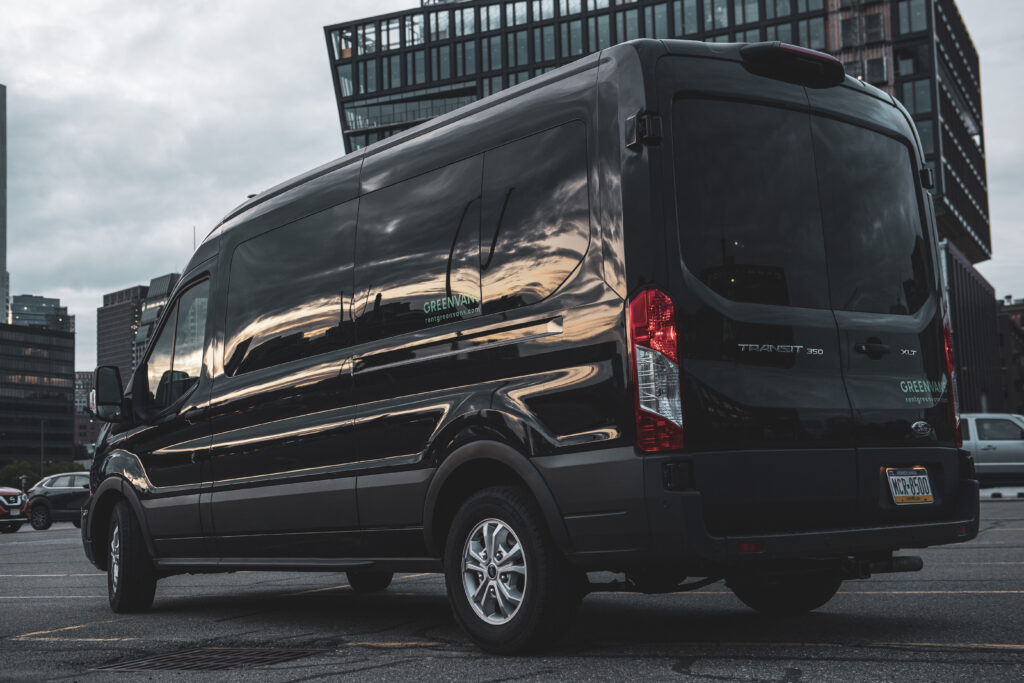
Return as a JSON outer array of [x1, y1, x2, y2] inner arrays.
[[73, 518, 81, 529], [107, 501, 157, 613], [346, 570, 394, 593], [0, 523, 22, 533], [728, 570, 841, 616], [444, 485, 582, 654], [30, 504, 52, 530]]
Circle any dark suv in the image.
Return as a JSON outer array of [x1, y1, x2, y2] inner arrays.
[[83, 40, 979, 653], [28, 473, 91, 530]]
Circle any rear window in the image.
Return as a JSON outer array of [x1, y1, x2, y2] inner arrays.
[[672, 98, 930, 313]]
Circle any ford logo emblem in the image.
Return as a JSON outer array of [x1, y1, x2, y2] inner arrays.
[[911, 421, 933, 437]]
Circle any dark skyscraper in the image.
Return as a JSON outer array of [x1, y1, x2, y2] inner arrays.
[[1, 83, 9, 325], [0, 323, 75, 465], [325, 0, 998, 409], [11, 294, 75, 332], [96, 285, 148, 388], [133, 272, 179, 371]]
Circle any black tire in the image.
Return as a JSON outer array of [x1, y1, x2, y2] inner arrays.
[[346, 570, 394, 592], [444, 485, 582, 654], [728, 570, 841, 616], [107, 501, 157, 613], [0, 523, 22, 534], [73, 518, 81, 529], [30, 504, 52, 530]]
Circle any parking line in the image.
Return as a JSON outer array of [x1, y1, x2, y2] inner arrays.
[[0, 573, 104, 577], [12, 620, 134, 643]]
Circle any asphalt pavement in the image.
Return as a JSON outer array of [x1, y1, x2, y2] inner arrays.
[[1, 494, 1023, 681]]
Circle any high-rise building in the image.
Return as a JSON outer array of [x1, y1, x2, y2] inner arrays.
[[96, 285, 148, 388], [324, 0, 998, 409], [133, 273, 179, 369], [11, 294, 75, 332], [0, 323, 75, 465], [997, 298, 1024, 416], [1, 83, 9, 324]]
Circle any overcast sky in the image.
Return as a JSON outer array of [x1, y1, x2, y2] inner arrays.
[[1, 0, 1021, 370]]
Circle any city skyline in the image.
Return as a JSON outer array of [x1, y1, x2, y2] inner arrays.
[[0, 0, 1021, 370]]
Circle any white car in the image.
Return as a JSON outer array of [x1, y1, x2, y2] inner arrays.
[[961, 413, 1024, 486]]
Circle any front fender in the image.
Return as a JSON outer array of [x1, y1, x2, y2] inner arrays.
[[84, 452, 158, 570]]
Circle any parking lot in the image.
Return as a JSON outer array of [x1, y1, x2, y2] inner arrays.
[[1, 494, 1023, 681]]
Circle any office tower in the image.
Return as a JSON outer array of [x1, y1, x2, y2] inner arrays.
[[1, 84, 8, 324], [96, 285, 148, 388], [0, 323, 75, 465], [325, 0, 998, 410], [11, 293, 75, 332]]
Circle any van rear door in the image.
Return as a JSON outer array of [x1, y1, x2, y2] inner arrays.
[[806, 86, 958, 523]]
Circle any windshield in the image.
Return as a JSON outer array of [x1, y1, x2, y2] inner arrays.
[[672, 98, 931, 314]]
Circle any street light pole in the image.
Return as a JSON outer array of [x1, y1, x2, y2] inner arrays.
[[39, 419, 45, 479]]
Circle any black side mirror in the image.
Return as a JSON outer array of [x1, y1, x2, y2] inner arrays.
[[92, 366, 125, 422]]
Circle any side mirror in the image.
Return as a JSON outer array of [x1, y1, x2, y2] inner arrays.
[[92, 366, 125, 422]]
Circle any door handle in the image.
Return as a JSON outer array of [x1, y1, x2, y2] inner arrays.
[[855, 343, 890, 357], [980, 445, 996, 451], [190, 451, 210, 464]]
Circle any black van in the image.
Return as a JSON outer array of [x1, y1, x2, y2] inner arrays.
[[84, 39, 979, 653]]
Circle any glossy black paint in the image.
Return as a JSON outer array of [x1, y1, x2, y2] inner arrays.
[[83, 40, 977, 581]]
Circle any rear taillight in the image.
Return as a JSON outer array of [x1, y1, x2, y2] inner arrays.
[[628, 288, 684, 452], [943, 314, 962, 448]]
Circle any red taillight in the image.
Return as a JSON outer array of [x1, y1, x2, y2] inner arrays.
[[628, 289, 684, 453], [943, 314, 962, 448]]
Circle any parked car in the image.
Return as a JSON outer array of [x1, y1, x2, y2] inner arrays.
[[0, 487, 28, 533], [28, 472, 90, 530], [961, 413, 1024, 486], [82, 39, 979, 654]]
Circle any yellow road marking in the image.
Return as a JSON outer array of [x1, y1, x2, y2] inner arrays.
[[347, 641, 441, 648], [11, 620, 133, 643]]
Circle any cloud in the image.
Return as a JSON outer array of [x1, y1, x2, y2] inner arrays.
[[1, 0, 411, 368]]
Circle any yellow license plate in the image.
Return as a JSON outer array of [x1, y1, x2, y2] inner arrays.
[[886, 467, 934, 505]]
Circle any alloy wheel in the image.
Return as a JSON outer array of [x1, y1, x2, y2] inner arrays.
[[461, 517, 527, 625]]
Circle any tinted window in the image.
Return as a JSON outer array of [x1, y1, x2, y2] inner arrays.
[[978, 419, 1024, 441], [480, 121, 590, 315], [145, 281, 210, 410], [225, 202, 357, 374], [73, 475, 89, 488], [813, 117, 930, 315], [169, 281, 209, 399], [49, 476, 72, 488], [355, 157, 482, 342], [960, 419, 970, 441], [672, 99, 829, 308], [147, 306, 176, 409]]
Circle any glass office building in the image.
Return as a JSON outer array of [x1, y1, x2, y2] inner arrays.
[[325, 0, 997, 410]]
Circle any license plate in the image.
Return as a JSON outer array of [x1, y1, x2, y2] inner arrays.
[[9, 508, 18, 515], [886, 467, 934, 505]]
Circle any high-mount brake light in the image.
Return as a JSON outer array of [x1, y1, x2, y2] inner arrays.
[[628, 289, 684, 453], [739, 41, 846, 88], [943, 314, 962, 448]]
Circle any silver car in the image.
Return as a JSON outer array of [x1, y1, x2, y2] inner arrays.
[[961, 413, 1024, 486]]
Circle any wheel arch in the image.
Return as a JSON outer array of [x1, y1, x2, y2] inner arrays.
[[423, 440, 571, 558], [87, 477, 157, 570]]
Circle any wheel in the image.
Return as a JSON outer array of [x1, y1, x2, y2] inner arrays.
[[346, 570, 394, 592], [107, 501, 157, 613], [444, 486, 582, 654], [728, 570, 841, 616], [0, 523, 22, 533], [30, 504, 52, 530]]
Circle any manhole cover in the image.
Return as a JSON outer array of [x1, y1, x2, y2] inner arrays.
[[96, 647, 328, 671]]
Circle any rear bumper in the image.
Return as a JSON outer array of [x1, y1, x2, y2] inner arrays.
[[535, 447, 980, 572], [650, 478, 979, 570]]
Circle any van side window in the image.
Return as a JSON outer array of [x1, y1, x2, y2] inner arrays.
[[225, 201, 357, 375], [354, 156, 482, 342], [145, 280, 210, 410], [480, 121, 590, 315]]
